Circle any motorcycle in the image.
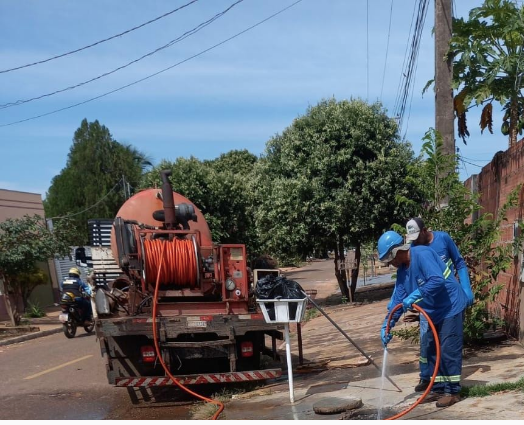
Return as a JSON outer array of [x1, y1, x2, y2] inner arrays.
[[58, 291, 94, 339]]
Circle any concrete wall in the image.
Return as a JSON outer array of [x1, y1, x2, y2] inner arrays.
[[0, 189, 58, 319], [464, 142, 524, 344]]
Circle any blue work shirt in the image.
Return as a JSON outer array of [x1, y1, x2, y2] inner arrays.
[[389, 245, 468, 325], [414, 231, 466, 274]]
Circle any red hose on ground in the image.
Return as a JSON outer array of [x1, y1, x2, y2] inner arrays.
[[151, 241, 224, 420], [385, 303, 441, 420]]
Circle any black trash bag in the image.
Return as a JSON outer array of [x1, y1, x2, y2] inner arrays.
[[255, 275, 306, 321]]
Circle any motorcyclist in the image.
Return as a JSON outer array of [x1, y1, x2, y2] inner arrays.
[[60, 267, 93, 323]]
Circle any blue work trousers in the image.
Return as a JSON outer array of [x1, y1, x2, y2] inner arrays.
[[419, 317, 430, 381], [425, 311, 464, 395]]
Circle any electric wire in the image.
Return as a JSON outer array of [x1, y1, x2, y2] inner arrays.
[[380, 0, 394, 101], [48, 178, 123, 220], [394, 0, 429, 135], [0, 0, 243, 109], [393, 1, 418, 118], [366, 0, 369, 101], [459, 155, 492, 162], [0, 0, 199, 74], [402, 29, 424, 140], [0, 0, 303, 128], [458, 156, 484, 168]]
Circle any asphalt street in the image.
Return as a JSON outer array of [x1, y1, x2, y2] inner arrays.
[[0, 330, 194, 420]]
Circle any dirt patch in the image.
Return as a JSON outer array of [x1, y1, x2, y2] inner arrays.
[[0, 325, 40, 340]]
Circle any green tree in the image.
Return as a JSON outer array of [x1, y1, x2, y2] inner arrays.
[[450, 0, 524, 147], [0, 215, 72, 325], [140, 151, 259, 253], [44, 119, 152, 244], [252, 98, 422, 300]]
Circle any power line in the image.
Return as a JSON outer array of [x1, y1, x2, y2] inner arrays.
[[0, 0, 199, 74], [366, 0, 369, 101], [457, 155, 484, 168], [380, 0, 394, 101], [48, 179, 123, 220], [394, 0, 429, 135], [393, 1, 417, 117], [0, 0, 303, 128], [459, 155, 491, 162], [0, 0, 243, 109]]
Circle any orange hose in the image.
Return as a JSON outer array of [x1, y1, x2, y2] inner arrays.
[[152, 241, 224, 420], [385, 303, 441, 420], [144, 238, 197, 287]]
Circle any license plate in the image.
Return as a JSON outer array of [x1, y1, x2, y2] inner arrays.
[[58, 313, 68, 323], [187, 320, 207, 328]]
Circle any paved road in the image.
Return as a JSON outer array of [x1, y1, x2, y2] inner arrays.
[[0, 331, 193, 420], [284, 259, 394, 299]]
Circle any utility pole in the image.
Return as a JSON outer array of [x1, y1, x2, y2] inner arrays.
[[435, 0, 455, 158]]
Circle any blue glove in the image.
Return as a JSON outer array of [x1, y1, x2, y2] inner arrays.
[[380, 318, 395, 347], [458, 267, 474, 307], [402, 289, 422, 312]]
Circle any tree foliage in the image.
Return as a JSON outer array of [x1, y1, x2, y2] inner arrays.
[[44, 119, 152, 244], [140, 150, 259, 253], [251, 98, 422, 299], [0, 215, 72, 325], [450, 0, 524, 147]]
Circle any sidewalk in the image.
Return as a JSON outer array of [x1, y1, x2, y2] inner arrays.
[[226, 297, 524, 420], [0, 305, 63, 347]]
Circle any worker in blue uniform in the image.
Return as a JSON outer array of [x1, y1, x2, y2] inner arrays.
[[406, 217, 474, 393], [378, 230, 468, 408]]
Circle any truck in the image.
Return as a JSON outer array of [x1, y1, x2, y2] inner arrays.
[[90, 170, 283, 401]]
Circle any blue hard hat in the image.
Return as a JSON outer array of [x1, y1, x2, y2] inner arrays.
[[377, 231, 403, 261]]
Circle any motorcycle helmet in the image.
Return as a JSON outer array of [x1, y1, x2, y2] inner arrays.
[[69, 267, 81, 277]]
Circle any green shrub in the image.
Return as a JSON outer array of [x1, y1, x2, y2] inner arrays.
[[24, 301, 46, 318]]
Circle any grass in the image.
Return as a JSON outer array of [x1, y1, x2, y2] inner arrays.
[[23, 301, 46, 318], [303, 307, 321, 322], [190, 383, 268, 420], [190, 388, 235, 420], [461, 376, 524, 398]]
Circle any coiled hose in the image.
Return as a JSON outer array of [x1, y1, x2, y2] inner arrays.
[[144, 238, 197, 287], [385, 303, 441, 420], [152, 241, 224, 420]]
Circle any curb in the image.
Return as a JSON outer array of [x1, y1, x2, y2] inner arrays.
[[0, 327, 62, 347]]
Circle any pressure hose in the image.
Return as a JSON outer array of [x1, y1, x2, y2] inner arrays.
[[385, 303, 441, 420], [151, 241, 224, 420]]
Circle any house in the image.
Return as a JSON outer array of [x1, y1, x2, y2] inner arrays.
[[0, 189, 59, 320], [464, 142, 524, 344]]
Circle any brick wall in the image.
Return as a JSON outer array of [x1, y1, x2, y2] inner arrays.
[[465, 142, 524, 343]]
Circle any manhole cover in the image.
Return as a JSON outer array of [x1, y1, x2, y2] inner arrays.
[[313, 396, 362, 414]]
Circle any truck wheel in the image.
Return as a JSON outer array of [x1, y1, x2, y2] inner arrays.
[[63, 322, 77, 339], [83, 315, 95, 333]]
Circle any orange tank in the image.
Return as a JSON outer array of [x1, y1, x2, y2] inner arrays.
[[110, 188, 213, 257]]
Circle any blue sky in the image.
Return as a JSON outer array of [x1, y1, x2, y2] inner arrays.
[[0, 0, 502, 197]]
